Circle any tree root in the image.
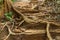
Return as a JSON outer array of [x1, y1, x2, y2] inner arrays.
[[3, 0, 60, 40], [46, 23, 53, 40]]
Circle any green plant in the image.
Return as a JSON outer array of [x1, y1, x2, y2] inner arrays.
[[11, 0, 16, 2], [5, 12, 13, 21], [0, 0, 3, 5]]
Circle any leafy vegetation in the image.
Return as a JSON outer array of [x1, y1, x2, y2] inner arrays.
[[0, 0, 3, 5], [11, 0, 16, 2], [5, 12, 13, 21]]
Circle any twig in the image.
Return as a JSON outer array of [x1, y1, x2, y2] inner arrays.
[[18, 20, 24, 26], [46, 23, 53, 40], [31, 4, 38, 9], [4, 33, 10, 40], [0, 22, 8, 31]]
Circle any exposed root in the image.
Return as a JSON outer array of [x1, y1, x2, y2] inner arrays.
[[1, 0, 60, 40], [18, 20, 24, 26], [46, 23, 52, 40], [4, 33, 10, 40]]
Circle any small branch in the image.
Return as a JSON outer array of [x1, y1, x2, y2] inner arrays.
[[46, 23, 53, 40], [0, 22, 8, 31], [4, 33, 10, 40], [31, 4, 38, 9], [18, 20, 24, 26]]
